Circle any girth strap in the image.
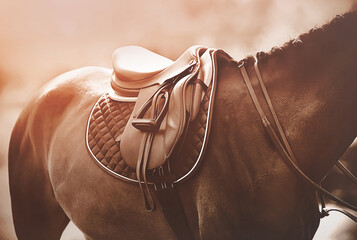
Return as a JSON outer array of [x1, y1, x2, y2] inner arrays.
[[238, 59, 357, 220], [153, 163, 194, 240], [156, 187, 194, 240]]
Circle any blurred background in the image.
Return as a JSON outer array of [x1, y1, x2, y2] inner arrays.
[[1, 0, 356, 239]]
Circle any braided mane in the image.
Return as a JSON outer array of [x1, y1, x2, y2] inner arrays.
[[242, 11, 357, 64]]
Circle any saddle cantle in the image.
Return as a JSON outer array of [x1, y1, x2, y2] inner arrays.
[[86, 45, 219, 211]]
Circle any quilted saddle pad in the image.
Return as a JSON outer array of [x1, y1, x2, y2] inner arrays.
[[86, 84, 214, 184]]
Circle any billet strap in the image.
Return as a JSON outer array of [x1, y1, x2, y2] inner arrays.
[[238, 60, 357, 218]]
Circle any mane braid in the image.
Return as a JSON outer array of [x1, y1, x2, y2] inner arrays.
[[256, 10, 357, 63]]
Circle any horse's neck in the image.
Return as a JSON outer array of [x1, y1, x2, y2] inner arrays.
[[258, 12, 357, 181]]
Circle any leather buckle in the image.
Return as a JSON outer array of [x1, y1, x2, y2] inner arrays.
[[153, 165, 174, 191]]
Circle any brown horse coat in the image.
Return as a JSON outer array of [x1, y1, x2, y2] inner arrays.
[[9, 11, 357, 240]]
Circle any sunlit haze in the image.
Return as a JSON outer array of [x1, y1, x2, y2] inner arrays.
[[0, 1, 356, 239]]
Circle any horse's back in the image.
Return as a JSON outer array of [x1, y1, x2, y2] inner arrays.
[[9, 66, 176, 240], [8, 66, 112, 240], [9, 66, 112, 166]]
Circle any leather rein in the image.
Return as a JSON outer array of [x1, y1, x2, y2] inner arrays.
[[238, 58, 357, 222]]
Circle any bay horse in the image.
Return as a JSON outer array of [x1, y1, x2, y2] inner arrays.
[[8, 11, 357, 240]]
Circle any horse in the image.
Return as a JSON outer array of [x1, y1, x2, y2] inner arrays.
[[8, 11, 357, 240]]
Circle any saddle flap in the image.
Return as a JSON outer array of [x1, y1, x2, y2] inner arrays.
[[119, 84, 165, 169], [120, 73, 194, 170]]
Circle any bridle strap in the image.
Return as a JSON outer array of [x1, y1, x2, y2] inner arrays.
[[238, 60, 357, 219], [336, 160, 357, 186], [326, 208, 357, 222], [253, 61, 299, 166]]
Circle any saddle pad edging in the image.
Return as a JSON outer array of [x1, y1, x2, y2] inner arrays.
[[85, 49, 218, 185], [85, 96, 139, 183]]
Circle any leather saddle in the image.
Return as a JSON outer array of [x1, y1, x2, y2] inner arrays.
[[86, 45, 219, 210], [111, 45, 216, 170]]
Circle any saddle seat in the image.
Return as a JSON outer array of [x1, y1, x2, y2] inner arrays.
[[110, 46, 201, 98], [112, 46, 174, 82]]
